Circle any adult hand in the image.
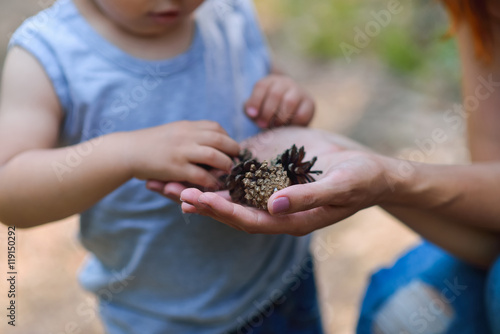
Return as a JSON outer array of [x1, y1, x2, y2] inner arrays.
[[178, 128, 395, 235]]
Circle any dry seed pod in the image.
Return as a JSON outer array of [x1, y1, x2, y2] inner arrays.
[[223, 145, 322, 210], [241, 161, 291, 210], [273, 145, 322, 184]]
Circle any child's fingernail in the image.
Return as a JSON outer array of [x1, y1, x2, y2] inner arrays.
[[272, 197, 290, 214], [247, 107, 258, 118], [257, 120, 268, 128], [147, 183, 162, 192]]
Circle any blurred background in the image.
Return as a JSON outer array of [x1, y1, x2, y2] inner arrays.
[[0, 0, 466, 333]]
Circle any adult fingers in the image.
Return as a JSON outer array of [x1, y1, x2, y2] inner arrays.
[[180, 189, 244, 231], [162, 182, 187, 203], [181, 202, 198, 214], [180, 189, 350, 235], [195, 192, 272, 233], [195, 192, 345, 235], [146, 180, 185, 203], [195, 192, 298, 234]]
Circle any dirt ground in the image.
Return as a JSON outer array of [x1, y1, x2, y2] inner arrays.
[[0, 1, 466, 333]]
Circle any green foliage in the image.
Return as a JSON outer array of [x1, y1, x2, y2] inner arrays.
[[375, 28, 423, 73], [257, 0, 460, 79], [274, 0, 367, 59]]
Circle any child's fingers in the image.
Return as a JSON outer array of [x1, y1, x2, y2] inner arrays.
[[200, 132, 240, 157], [293, 99, 315, 126], [146, 180, 167, 193], [195, 120, 230, 134], [273, 88, 302, 127], [183, 165, 220, 189], [244, 78, 273, 119], [258, 83, 287, 127], [190, 147, 234, 173]]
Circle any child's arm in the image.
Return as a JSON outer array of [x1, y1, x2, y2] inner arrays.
[[0, 47, 239, 228], [244, 70, 315, 128]]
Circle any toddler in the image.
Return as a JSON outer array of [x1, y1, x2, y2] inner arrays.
[[0, 0, 321, 333]]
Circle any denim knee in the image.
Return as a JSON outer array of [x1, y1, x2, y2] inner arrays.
[[357, 242, 491, 334]]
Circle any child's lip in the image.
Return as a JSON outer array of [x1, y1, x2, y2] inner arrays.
[[149, 10, 180, 18], [148, 10, 181, 23]]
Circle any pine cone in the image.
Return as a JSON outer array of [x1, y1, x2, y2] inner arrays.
[[241, 161, 290, 210], [223, 145, 322, 210], [224, 158, 261, 205], [274, 145, 322, 184]]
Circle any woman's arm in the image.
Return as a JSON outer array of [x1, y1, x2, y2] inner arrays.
[[379, 160, 500, 268], [179, 127, 500, 267], [376, 6, 500, 266]]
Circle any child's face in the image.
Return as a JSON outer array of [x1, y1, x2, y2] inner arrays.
[[92, 0, 205, 35]]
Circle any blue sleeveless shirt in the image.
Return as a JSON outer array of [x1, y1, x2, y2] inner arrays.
[[9, 1, 310, 332]]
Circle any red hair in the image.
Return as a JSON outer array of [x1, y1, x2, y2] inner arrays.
[[441, 0, 493, 62]]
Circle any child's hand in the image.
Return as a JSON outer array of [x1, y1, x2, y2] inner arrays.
[[245, 74, 315, 128], [124, 121, 240, 188]]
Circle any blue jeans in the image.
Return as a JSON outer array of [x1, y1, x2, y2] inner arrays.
[[486, 256, 500, 332], [229, 256, 324, 334], [357, 242, 499, 334]]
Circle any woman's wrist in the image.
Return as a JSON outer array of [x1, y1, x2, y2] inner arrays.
[[378, 156, 459, 210], [377, 156, 426, 207]]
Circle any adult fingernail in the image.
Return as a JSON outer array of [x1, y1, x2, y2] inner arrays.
[[272, 197, 290, 214], [198, 197, 211, 208], [247, 107, 258, 118]]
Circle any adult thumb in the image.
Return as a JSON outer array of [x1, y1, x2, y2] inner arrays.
[[268, 180, 333, 215]]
